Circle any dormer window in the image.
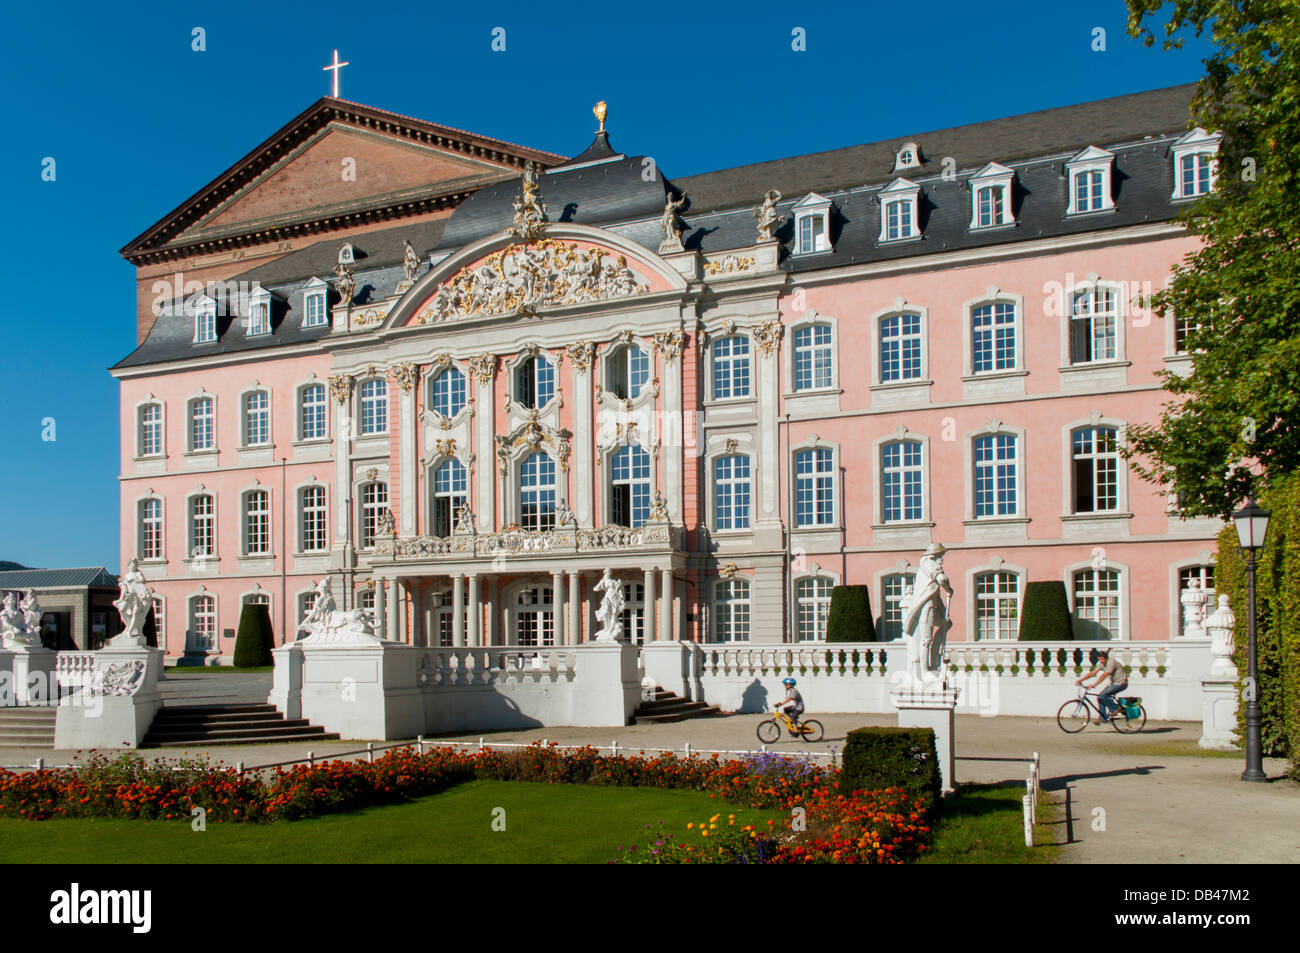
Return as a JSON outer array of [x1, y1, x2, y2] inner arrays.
[[969, 163, 1016, 229], [302, 277, 329, 328], [792, 193, 833, 255], [878, 179, 921, 242], [893, 142, 921, 172], [248, 287, 271, 336], [1066, 146, 1116, 215], [1171, 128, 1220, 199], [338, 244, 355, 266], [193, 296, 217, 344]]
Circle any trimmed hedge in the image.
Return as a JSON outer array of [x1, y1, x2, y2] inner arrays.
[[1018, 581, 1073, 641], [1215, 471, 1300, 769], [838, 727, 940, 806], [826, 586, 876, 643], [233, 604, 275, 668]]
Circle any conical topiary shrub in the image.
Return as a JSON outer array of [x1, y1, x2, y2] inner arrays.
[[1018, 581, 1073, 640], [826, 585, 876, 642], [233, 603, 275, 667]]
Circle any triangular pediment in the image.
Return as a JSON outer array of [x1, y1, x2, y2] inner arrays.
[[880, 177, 920, 195], [970, 162, 1014, 181], [1067, 145, 1114, 165]]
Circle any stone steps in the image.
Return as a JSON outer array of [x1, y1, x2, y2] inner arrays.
[[142, 704, 339, 748], [0, 708, 57, 748], [632, 689, 724, 725]]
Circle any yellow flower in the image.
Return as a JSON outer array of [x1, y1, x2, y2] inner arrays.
[[710, 814, 721, 823], [687, 823, 693, 829]]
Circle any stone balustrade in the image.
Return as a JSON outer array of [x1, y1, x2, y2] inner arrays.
[[376, 520, 682, 561], [419, 646, 577, 686]]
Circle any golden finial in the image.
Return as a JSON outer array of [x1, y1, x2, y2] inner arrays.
[[593, 101, 607, 133]]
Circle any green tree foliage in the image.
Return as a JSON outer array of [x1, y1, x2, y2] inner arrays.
[[233, 603, 275, 668], [1018, 581, 1074, 641], [825, 585, 875, 642], [1122, 1, 1300, 517], [1213, 472, 1300, 769]]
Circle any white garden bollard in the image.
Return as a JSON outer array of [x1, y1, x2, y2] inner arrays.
[[1023, 795, 1034, 847]]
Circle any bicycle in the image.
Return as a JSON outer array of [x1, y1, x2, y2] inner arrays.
[[756, 708, 824, 743], [1057, 689, 1146, 734]]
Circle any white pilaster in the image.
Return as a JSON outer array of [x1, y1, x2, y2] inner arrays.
[[660, 568, 673, 641], [385, 579, 399, 643], [334, 389, 353, 548], [568, 571, 580, 645], [475, 373, 496, 533], [552, 571, 565, 646], [757, 343, 780, 521], [374, 577, 387, 640], [396, 582, 407, 644], [662, 349, 683, 522], [574, 363, 594, 525], [468, 574, 481, 647], [453, 574, 465, 647], [644, 569, 657, 648]]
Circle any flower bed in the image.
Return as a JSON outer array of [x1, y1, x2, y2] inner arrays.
[[0, 745, 931, 863]]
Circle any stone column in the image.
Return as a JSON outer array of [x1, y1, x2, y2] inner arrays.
[[568, 571, 581, 645], [373, 577, 387, 641], [473, 360, 496, 534], [385, 579, 399, 643], [331, 376, 354, 559], [487, 578, 500, 647], [452, 574, 465, 647], [398, 370, 417, 536], [644, 569, 657, 648], [467, 574, 481, 647], [660, 340, 684, 523], [396, 581, 407, 644], [552, 570, 566, 646], [660, 568, 673, 641]]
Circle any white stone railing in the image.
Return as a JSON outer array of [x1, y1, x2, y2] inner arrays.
[[54, 651, 150, 696], [54, 652, 99, 692], [419, 646, 577, 686], [944, 640, 1174, 678], [697, 643, 891, 679], [379, 521, 682, 561]]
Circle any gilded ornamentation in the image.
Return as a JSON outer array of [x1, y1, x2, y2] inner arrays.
[[647, 491, 668, 522], [752, 319, 784, 356], [703, 255, 755, 276], [352, 309, 385, 328], [418, 239, 647, 322], [328, 374, 353, 404], [335, 261, 355, 306], [719, 562, 739, 579], [495, 413, 573, 475], [431, 352, 453, 369], [724, 438, 738, 455], [365, 467, 379, 482], [652, 330, 685, 363], [435, 438, 457, 457], [467, 354, 497, 384], [567, 341, 595, 371], [391, 362, 418, 392]]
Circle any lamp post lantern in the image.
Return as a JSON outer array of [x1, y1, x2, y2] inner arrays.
[[1231, 497, 1271, 782]]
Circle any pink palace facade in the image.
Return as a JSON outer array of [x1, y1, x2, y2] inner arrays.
[[112, 85, 1223, 661]]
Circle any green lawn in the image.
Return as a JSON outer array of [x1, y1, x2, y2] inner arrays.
[[918, 783, 1059, 864], [0, 781, 775, 864]]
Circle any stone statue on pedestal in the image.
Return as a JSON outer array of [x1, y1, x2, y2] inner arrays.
[[754, 189, 784, 242], [659, 192, 688, 254], [299, 578, 378, 644], [901, 544, 953, 689], [1, 592, 40, 648], [110, 558, 154, 647], [593, 568, 626, 643], [1181, 578, 1210, 638]]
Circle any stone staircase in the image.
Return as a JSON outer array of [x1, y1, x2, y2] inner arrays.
[[632, 688, 724, 725], [0, 708, 57, 749], [142, 704, 339, 747]]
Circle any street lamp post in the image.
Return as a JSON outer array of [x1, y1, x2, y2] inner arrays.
[[1231, 497, 1272, 783]]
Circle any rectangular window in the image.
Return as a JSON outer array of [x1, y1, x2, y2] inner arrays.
[[360, 380, 387, 435], [190, 398, 214, 451], [1073, 569, 1121, 639], [190, 495, 214, 557], [714, 580, 750, 642], [882, 441, 923, 522], [300, 385, 327, 440], [301, 486, 327, 551], [712, 336, 751, 400], [304, 292, 327, 327], [192, 596, 216, 650], [1069, 288, 1118, 364], [885, 199, 912, 240], [793, 324, 833, 392], [975, 572, 1021, 640], [1180, 154, 1214, 198], [713, 455, 752, 531], [243, 392, 270, 447], [879, 313, 922, 382], [360, 483, 388, 548], [795, 577, 833, 642], [977, 186, 1004, 227], [972, 302, 1016, 373], [880, 573, 916, 640], [1072, 427, 1119, 513], [249, 302, 269, 335], [1073, 170, 1104, 212], [974, 434, 1017, 517], [140, 404, 162, 456], [245, 491, 271, 555], [195, 309, 216, 343], [140, 499, 162, 560], [794, 448, 834, 527]]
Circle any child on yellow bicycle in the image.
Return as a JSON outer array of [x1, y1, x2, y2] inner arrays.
[[777, 677, 804, 726]]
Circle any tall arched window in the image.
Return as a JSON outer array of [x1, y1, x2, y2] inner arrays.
[[606, 344, 650, 400], [974, 571, 1021, 640], [713, 578, 751, 642], [973, 434, 1018, 517], [1072, 426, 1120, 513], [299, 486, 327, 551], [519, 453, 556, 531], [189, 595, 216, 651], [432, 459, 467, 537], [1073, 569, 1121, 640], [881, 440, 923, 522], [431, 367, 467, 418], [244, 490, 271, 555], [609, 445, 651, 527], [514, 355, 555, 409], [359, 482, 388, 549], [1069, 287, 1118, 364], [794, 447, 834, 527], [713, 454, 752, 531], [795, 576, 834, 642], [190, 495, 215, 558], [139, 403, 163, 456], [879, 572, 916, 640], [188, 397, 214, 451], [971, 302, 1017, 373], [243, 391, 270, 447], [139, 498, 163, 560], [359, 379, 388, 435]]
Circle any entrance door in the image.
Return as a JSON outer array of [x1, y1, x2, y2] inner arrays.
[[621, 582, 645, 645], [515, 586, 554, 646]]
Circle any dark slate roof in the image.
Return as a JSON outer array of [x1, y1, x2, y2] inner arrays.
[[115, 84, 1199, 369], [0, 568, 118, 590]]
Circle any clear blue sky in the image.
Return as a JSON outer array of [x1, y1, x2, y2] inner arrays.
[[0, 0, 1211, 573]]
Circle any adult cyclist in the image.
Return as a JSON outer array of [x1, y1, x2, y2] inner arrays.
[[1076, 648, 1128, 722]]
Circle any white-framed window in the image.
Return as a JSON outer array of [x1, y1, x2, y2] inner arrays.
[[248, 298, 270, 336], [713, 578, 751, 642], [431, 367, 467, 419], [514, 355, 556, 410], [792, 323, 833, 392], [194, 300, 217, 343], [794, 447, 835, 528], [1173, 313, 1201, 355], [609, 445, 651, 528], [879, 572, 916, 640], [881, 440, 924, 522], [1178, 565, 1216, 637], [432, 458, 467, 537], [974, 571, 1021, 640], [519, 452, 556, 531], [150, 598, 165, 649], [795, 576, 834, 642], [299, 384, 327, 441], [190, 594, 216, 651], [606, 344, 651, 401], [139, 498, 163, 560], [299, 485, 327, 552], [243, 591, 271, 608], [968, 162, 1016, 229], [973, 434, 1018, 518], [893, 142, 921, 172], [1073, 569, 1122, 640], [879, 312, 923, 382], [242, 391, 270, 447], [139, 403, 163, 457], [244, 490, 271, 555], [621, 582, 646, 646], [1071, 426, 1120, 513], [1066, 146, 1116, 214], [1069, 286, 1119, 364], [711, 335, 751, 400], [296, 591, 316, 638], [359, 482, 388, 549], [190, 494, 215, 557], [971, 301, 1017, 373], [1170, 128, 1220, 200], [713, 454, 752, 531], [302, 279, 329, 328], [188, 397, 214, 452], [359, 378, 388, 435], [878, 178, 920, 242], [514, 586, 555, 647], [792, 193, 832, 254]]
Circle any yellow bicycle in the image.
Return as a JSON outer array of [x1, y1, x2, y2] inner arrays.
[[756, 708, 824, 743]]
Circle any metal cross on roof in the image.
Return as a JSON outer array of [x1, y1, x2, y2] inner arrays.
[[323, 50, 349, 98]]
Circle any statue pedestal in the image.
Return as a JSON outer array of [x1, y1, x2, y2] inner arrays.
[[571, 642, 641, 727], [1198, 673, 1240, 751], [0, 644, 58, 706], [54, 646, 166, 749], [281, 639, 425, 741], [891, 686, 960, 794]]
